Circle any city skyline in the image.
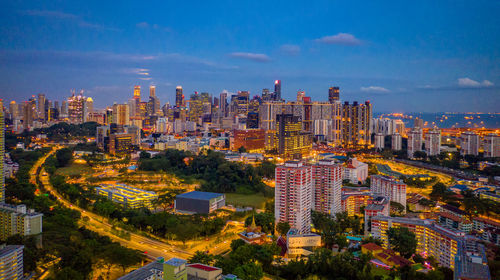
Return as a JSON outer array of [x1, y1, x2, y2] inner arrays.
[[1, 1, 500, 112]]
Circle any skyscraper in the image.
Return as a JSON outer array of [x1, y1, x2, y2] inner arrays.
[[276, 113, 312, 159], [425, 129, 441, 156], [149, 85, 156, 97], [37, 93, 46, 121], [328, 87, 340, 103], [84, 97, 94, 122], [219, 91, 228, 117], [341, 101, 372, 148], [374, 133, 385, 150], [68, 90, 85, 124], [274, 80, 281, 101], [112, 104, 130, 126], [407, 129, 423, 158], [23, 100, 35, 129], [296, 90, 305, 102], [0, 102, 4, 202], [275, 161, 312, 233], [392, 133, 402, 151], [9, 101, 18, 120], [460, 131, 479, 156], [484, 133, 500, 158], [175, 86, 184, 108], [312, 159, 343, 215], [134, 85, 141, 98], [133, 86, 141, 117]]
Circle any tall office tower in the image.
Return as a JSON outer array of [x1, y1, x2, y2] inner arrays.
[[407, 129, 423, 158], [233, 91, 250, 115], [9, 101, 18, 120], [112, 104, 130, 126], [0, 245, 24, 279], [312, 159, 343, 215], [328, 87, 340, 103], [175, 86, 184, 108], [274, 80, 282, 101], [341, 101, 373, 148], [297, 90, 305, 102], [262, 88, 272, 101], [133, 85, 141, 117], [37, 93, 46, 121], [414, 117, 424, 129], [374, 133, 385, 150], [23, 100, 35, 129], [275, 161, 312, 233], [391, 133, 402, 151], [460, 131, 479, 156], [60, 100, 68, 115], [0, 104, 4, 202], [54, 101, 59, 113], [484, 133, 500, 158], [394, 119, 406, 136], [84, 97, 94, 122], [133, 85, 141, 99], [67, 90, 85, 123], [425, 129, 441, 156], [370, 175, 407, 210], [128, 98, 136, 117], [149, 85, 156, 97], [219, 91, 228, 117], [276, 113, 312, 159]]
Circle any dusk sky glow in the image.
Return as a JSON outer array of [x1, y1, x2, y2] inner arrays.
[[1, 0, 499, 112]]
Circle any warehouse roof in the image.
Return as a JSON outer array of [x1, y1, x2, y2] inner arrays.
[[176, 191, 224, 201]]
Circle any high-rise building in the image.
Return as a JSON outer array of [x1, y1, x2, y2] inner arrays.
[[275, 113, 312, 159], [414, 117, 424, 129], [341, 101, 372, 148], [460, 131, 480, 156], [0, 104, 4, 202], [134, 85, 141, 98], [484, 133, 500, 158], [84, 97, 94, 122], [425, 129, 441, 156], [68, 90, 85, 123], [23, 100, 36, 129], [219, 91, 228, 117], [60, 100, 68, 116], [274, 80, 282, 101], [407, 129, 423, 158], [374, 133, 385, 150], [372, 118, 399, 136], [233, 129, 265, 153], [370, 175, 407, 210], [112, 104, 130, 126], [175, 86, 184, 108], [391, 133, 402, 151], [9, 101, 18, 120], [0, 245, 24, 280], [297, 90, 305, 102], [275, 161, 312, 233], [37, 93, 46, 121], [312, 159, 343, 215], [328, 87, 340, 103], [0, 204, 43, 240], [149, 85, 156, 97], [133, 86, 141, 117]]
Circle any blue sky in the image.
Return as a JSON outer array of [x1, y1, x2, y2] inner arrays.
[[1, 0, 499, 112]]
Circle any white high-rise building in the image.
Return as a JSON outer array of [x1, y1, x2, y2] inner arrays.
[[460, 131, 479, 156], [407, 129, 423, 158], [370, 175, 407, 210], [484, 133, 500, 158], [374, 133, 385, 150], [372, 118, 398, 136], [312, 159, 342, 216], [425, 129, 441, 156], [275, 161, 312, 234], [392, 133, 402, 151]]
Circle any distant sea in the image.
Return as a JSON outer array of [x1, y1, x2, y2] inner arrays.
[[374, 112, 500, 129]]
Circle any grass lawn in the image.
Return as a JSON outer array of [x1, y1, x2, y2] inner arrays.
[[225, 192, 271, 209], [56, 163, 93, 177]]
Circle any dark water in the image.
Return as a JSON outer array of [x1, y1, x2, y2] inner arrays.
[[374, 112, 500, 129]]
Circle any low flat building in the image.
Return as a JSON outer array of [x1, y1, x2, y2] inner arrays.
[[187, 264, 223, 280], [0, 203, 43, 240], [285, 229, 321, 258], [175, 191, 225, 214], [96, 183, 158, 209], [343, 158, 368, 184]]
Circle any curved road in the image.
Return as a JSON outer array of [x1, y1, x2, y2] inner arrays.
[[32, 147, 192, 260]]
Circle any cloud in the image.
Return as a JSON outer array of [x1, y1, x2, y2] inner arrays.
[[458, 77, 494, 88], [315, 33, 362, 45], [360, 86, 390, 93], [139, 77, 152, 80], [228, 52, 271, 62], [136, 22, 172, 32], [280, 44, 300, 55], [24, 9, 119, 31]]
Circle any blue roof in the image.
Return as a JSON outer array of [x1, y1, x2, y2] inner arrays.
[[176, 191, 224, 201], [165, 258, 187, 267], [450, 184, 469, 191]]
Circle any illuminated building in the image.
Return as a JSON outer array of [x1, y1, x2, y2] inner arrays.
[[275, 113, 312, 159], [341, 191, 373, 216], [219, 91, 228, 117], [454, 241, 491, 280], [23, 100, 36, 129], [275, 161, 312, 234], [37, 93, 46, 121], [341, 101, 372, 148], [0, 204, 43, 240], [96, 183, 158, 209], [246, 112, 259, 129], [147, 85, 161, 116], [83, 97, 94, 122], [9, 101, 18, 120], [0, 245, 24, 280], [460, 131, 479, 156], [189, 92, 211, 123], [374, 133, 384, 150], [392, 133, 402, 151], [364, 196, 390, 233], [164, 258, 187, 280], [112, 104, 130, 126], [343, 158, 368, 184], [274, 80, 282, 101], [483, 133, 500, 158], [108, 133, 134, 155], [371, 216, 461, 269], [370, 175, 407, 210], [297, 90, 305, 102], [437, 212, 472, 233], [238, 215, 267, 244], [175, 86, 184, 108], [328, 86, 340, 103], [285, 228, 321, 257], [407, 128, 423, 158], [0, 104, 3, 202], [175, 191, 225, 214], [414, 117, 424, 129], [425, 129, 441, 156], [312, 159, 343, 215], [233, 129, 265, 153], [67, 90, 85, 123]]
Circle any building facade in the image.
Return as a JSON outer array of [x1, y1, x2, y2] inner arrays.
[[312, 159, 343, 215]]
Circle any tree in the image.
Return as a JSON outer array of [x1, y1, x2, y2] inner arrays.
[[277, 222, 290, 236], [233, 263, 263, 280], [55, 148, 73, 167], [387, 227, 417, 258], [238, 146, 247, 153], [139, 151, 151, 159], [54, 267, 84, 280], [189, 251, 215, 266], [430, 182, 450, 201]]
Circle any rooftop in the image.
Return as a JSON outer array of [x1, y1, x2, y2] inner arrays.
[[188, 263, 221, 272], [165, 257, 187, 267], [176, 191, 224, 201]]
